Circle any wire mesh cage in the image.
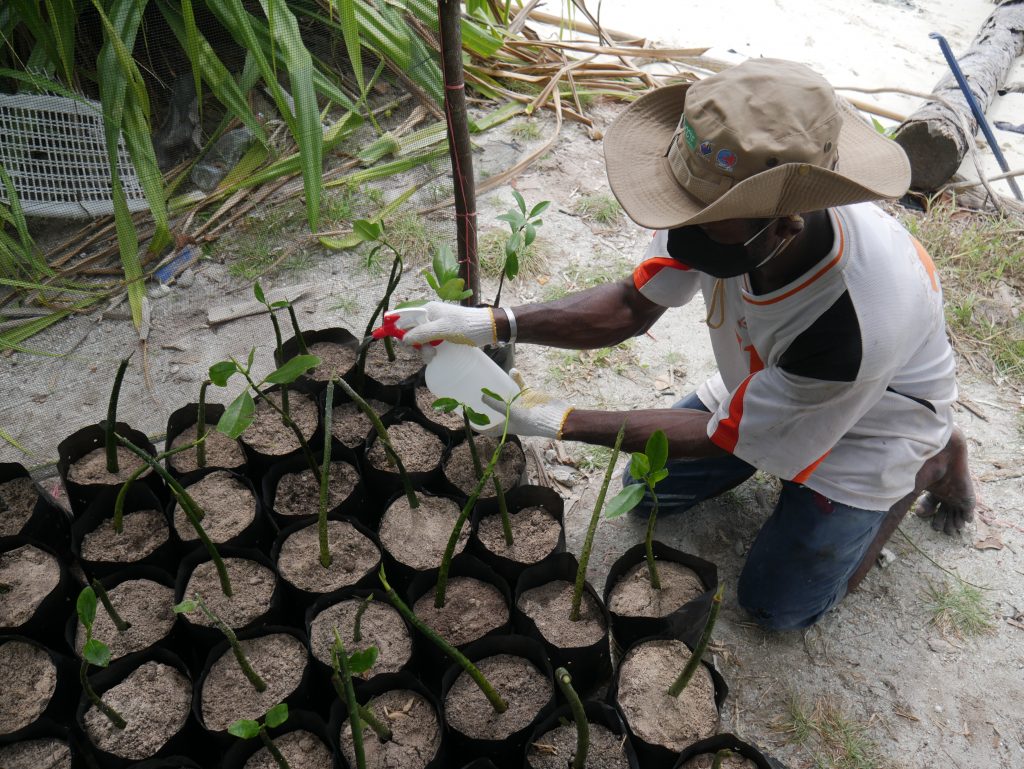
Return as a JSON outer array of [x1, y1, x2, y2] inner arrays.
[[0, 93, 148, 219]]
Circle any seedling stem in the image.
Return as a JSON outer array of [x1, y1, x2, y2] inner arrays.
[[353, 595, 373, 643], [319, 381, 335, 568], [90, 578, 131, 632], [180, 593, 267, 692], [667, 584, 724, 697], [554, 667, 589, 769], [104, 356, 131, 474], [197, 380, 210, 468]]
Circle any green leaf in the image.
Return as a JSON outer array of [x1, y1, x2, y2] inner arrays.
[[218, 392, 256, 439], [464, 406, 491, 426], [82, 638, 111, 668], [208, 361, 237, 387], [172, 599, 197, 614], [605, 483, 645, 519], [353, 219, 382, 242], [246, 348, 256, 373], [265, 354, 321, 384], [629, 452, 650, 480], [76, 586, 97, 629], [432, 397, 459, 413], [650, 468, 670, 484], [480, 387, 504, 402], [264, 703, 289, 729], [504, 252, 520, 281], [424, 272, 440, 293], [523, 222, 536, 248], [395, 299, 428, 309], [529, 200, 551, 218], [228, 719, 261, 739], [645, 430, 669, 474], [253, 281, 267, 304], [438, 277, 468, 302], [336, 0, 364, 95], [319, 233, 365, 251], [512, 189, 526, 214], [496, 211, 526, 229], [504, 234, 519, 259], [347, 646, 379, 675]]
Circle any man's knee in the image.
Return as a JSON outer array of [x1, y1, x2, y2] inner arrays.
[[736, 566, 838, 631]]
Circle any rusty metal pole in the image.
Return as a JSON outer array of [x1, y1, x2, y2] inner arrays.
[[437, 0, 480, 305]]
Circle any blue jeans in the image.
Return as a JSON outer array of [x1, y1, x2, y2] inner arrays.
[[623, 392, 888, 630]]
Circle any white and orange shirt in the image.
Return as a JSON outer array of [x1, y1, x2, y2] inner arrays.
[[633, 203, 956, 511]]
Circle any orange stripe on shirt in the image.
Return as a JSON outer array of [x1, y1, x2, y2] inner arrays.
[[743, 217, 845, 306], [709, 373, 754, 454], [911, 237, 939, 292], [791, 450, 830, 484], [632, 257, 690, 291]]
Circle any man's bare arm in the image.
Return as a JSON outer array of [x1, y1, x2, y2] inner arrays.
[[493, 277, 667, 350], [562, 407, 728, 459]]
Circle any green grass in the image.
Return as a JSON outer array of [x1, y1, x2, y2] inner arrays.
[[222, 204, 307, 280], [551, 339, 642, 384], [899, 202, 1024, 384], [510, 120, 544, 141], [574, 444, 615, 472], [778, 693, 888, 769], [379, 210, 436, 267], [478, 227, 548, 278], [922, 577, 995, 638], [575, 192, 622, 225]]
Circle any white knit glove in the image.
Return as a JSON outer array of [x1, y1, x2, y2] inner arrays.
[[481, 369, 574, 439], [389, 301, 497, 348]]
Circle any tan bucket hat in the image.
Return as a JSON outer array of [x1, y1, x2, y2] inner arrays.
[[604, 58, 911, 229]]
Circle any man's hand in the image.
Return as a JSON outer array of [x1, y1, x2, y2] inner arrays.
[[481, 369, 573, 439], [391, 301, 497, 348], [912, 426, 975, 536], [915, 491, 975, 536]]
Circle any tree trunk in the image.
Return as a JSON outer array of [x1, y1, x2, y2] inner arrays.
[[437, 0, 480, 306], [893, 0, 1024, 191]]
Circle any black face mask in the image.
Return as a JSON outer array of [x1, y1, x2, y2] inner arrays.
[[667, 219, 779, 278]]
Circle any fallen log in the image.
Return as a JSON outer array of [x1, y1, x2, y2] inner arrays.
[[893, 0, 1024, 191]]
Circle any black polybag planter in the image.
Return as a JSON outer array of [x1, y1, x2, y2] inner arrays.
[[57, 423, 165, 518], [76, 646, 202, 769], [64, 566, 184, 667], [608, 635, 729, 769], [173, 470, 276, 555], [330, 671, 446, 769], [361, 408, 450, 505], [0, 463, 71, 556], [173, 546, 285, 676], [0, 723, 86, 769], [0, 536, 80, 653], [237, 383, 323, 483], [355, 338, 425, 406], [0, 635, 78, 744], [460, 761, 500, 769], [405, 553, 514, 692], [603, 541, 718, 654], [304, 587, 416, 702], [271, 516, 382, 618], [127, 757, 203, 769], [193, 625, 315, 752], [673, 733, 791, 769], [524, 700, 640, 769], [72, 484, 179, 581], [277, 326, 360, 393], [513, 552, 612, 696], [471, 484, 566, 587], [439, 434, 527, 503], [440, 634, 556, 769], [164, 402, 246, 486], [222, 708, 337, 769], [377, 489, 470, 594], [261, 452, 366, 531]]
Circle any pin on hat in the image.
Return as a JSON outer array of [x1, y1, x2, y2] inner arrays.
[[604, 58, 911, 229]]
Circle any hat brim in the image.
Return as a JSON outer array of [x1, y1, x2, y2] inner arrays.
[[604, 82, 911, 229]]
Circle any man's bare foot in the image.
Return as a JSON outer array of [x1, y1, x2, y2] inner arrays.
[[912, 426, 976, 536]]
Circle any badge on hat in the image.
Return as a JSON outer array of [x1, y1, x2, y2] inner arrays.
[[716, 148, 738, 172], [683, 118, 698, 150], [698, 141, 714, 160]]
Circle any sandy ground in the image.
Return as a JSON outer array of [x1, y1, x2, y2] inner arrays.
[[2, 2, 1023, 768]]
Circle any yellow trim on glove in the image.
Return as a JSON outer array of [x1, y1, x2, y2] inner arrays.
[[555, 407, 574, 440]]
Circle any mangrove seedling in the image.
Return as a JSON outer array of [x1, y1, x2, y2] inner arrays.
[[711, 749, 736, 769], [113, 434, 232, 597], [317, 380, 336, 568], [571, 422, 626, 621], [423, 243, 474, 303], [228, 703, 292, 769], [102, 355, 132, 474], [90, 578, 131, 633], [209, 348, 321, 478], [434, 387, 518, 609], [174, 593, 267, 693], [334, 376, 419, 510], [380, 565, 508, 714], [667, 584, 724, 697], [76, 586, 126, 729], [196, 379, 212, 469], [433, 396, 513, 545], [554, 667, 589, 769], [493, 191, 549, 307], [605, 429, 670, 590], [350, 219, 407, 386], [330, 630, 392, 769], [353, 594, 374, 643], [253, 281, 307, 422]]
